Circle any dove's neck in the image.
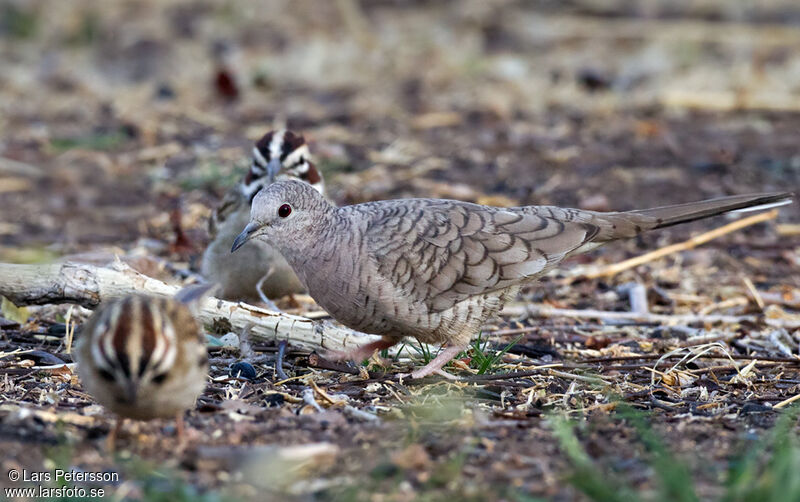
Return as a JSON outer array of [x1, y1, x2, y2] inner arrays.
[[276, 205, 342, 267], [282, 206, 365, 300]]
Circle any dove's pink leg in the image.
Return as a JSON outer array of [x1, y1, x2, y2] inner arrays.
[[410, 345, 466, 379]]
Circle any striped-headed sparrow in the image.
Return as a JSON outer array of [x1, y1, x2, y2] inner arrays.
[[201, 130, 325, 302], [75, 285, 211, 449]]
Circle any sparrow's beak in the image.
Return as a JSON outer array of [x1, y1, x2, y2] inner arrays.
[[231, 223, 258, 253], [124, 381, 138, 404], [266, 158, 282, 183]]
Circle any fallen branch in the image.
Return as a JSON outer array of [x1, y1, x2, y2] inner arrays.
[[0, 261, 381, 353], [576, 209, 779, 280]]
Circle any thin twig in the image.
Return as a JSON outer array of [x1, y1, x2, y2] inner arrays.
[[773, 393, 800, 409], [64, 305, 75, 354], [581, 354, 800, 364], [302, 388, 324, 412], [549, 369, 612, 385], [777, 224, 800, 237], [504, 304, 756, 325], [650, 342, 738, 387], [456, 364, 564, 383], [0, 156, 44, 178], [742, 276, 765, 310], [487, 326, 541, 337]]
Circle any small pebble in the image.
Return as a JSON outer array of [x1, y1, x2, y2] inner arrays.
[[264, 393, 284, 407], [47, 323, 67, 336], [219, 332, 240, 349], [229, 361, 256, 380]]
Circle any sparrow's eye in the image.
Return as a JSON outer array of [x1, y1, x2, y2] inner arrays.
[[278, 204, 292, 218], [98, 368, 115, 382]]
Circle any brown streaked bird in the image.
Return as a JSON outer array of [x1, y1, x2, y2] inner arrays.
[[75, 285, 212, 449], [233, 180, 792, 379], [202, 129, 325, 302]]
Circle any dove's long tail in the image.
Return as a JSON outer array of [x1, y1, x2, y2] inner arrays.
[[586, 191, 793, 244], [628, 192, 793, 230]]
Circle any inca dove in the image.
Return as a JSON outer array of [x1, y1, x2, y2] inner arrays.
[[75, 284, 212, 448], [202, 130, 325, 301], [232, 181, 792, 378]]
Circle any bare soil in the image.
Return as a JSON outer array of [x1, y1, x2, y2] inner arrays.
[[1, 1, 799, 500]]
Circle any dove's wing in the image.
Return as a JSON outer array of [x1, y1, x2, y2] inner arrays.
[[362, 199, 626, 313]]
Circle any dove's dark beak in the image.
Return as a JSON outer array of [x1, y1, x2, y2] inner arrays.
[[231, 223, 258, 253], [266, 158, 282, 183]]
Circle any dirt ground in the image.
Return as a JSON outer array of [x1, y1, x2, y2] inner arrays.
[[1, 1, 799, 500]]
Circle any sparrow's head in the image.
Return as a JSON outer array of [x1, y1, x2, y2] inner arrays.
[[81, 295, 196, 405], [231, 180, 333, 253], [242, 130, 324, 202]]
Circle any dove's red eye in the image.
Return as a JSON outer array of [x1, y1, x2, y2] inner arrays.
[[278, 204, 292, 218]]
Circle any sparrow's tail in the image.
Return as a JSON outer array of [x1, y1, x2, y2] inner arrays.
[[629, 192, 793, 230]]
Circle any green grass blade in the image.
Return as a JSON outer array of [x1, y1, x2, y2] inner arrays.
[[550, 414, 637, 502]]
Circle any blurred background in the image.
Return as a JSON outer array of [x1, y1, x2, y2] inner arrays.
[[1, 1, 800, 500], [1, 0, 798, 263]]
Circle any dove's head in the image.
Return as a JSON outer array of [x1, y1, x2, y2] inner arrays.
[[231, 180, 334, 254]]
